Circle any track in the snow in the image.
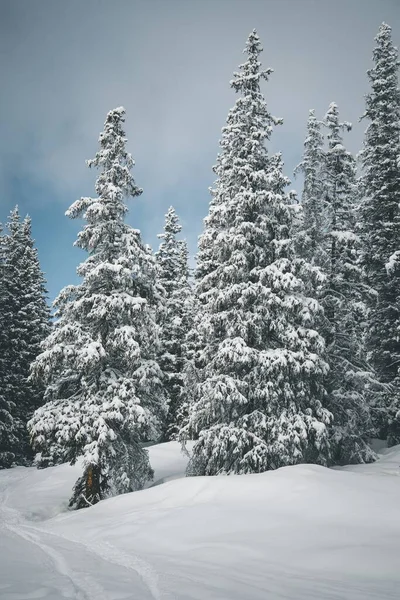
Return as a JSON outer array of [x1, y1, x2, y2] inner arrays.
[[0, 474, 162, 600]]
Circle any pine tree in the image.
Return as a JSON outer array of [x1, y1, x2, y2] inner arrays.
[[28, 107, 166, 508], [293, 109, 327, 268], [321, 103, 376, 464], [156, 207, 192, 440], [0, 210, 27, 467], [0, 209, 50, 468], [21, 216, 51, 409], [178, 283, 202, 441], [182, 31, 332, 476], [176, 239, 196, 433], [0, 221, 18, 468], [359, 23, 400, 444]]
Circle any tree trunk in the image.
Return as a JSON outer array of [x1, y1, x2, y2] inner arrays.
[[85, 463, 101, 506], [69, 463, 103, 509]]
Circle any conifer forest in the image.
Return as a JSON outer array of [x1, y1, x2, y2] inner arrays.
[[1, 7, 400, 598]]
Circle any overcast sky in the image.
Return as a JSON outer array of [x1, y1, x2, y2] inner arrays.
[[0, 0, 399, 302]]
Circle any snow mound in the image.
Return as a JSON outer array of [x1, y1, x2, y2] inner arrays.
[[1, 442, 400, 599]]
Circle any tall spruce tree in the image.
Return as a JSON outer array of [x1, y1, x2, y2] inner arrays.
[[182, 31, 332, 476], [28, 107, 166, 508], [321, 103, 376, 464], [0, 209, 50, 468], [359, 23, 400, 444], [0, 221, 18, 468], [21, 216, 51, 409], [156, 207, 192, 440], [0, 210, 27, 467], [175, 238, 196, 433], [293, 109, 327, 268]]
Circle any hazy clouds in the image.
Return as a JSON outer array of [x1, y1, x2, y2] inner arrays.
[[0, 0, 399, 298]]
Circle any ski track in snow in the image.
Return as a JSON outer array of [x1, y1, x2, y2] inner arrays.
[[0, 471, 161, 600], [0, 476, 107, 600], [3, 522, 106, 600], [32, 529, 163, 600]]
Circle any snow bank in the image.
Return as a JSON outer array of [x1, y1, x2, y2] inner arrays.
[[1, 441, 192, 521], [1, 442, 400, 599]]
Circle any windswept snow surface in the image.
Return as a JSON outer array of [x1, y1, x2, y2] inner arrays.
[[1, 442, 400, 599]]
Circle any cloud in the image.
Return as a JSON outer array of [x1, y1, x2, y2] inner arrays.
[[1, 0, 393, 197], [0, 0, 398, 298]]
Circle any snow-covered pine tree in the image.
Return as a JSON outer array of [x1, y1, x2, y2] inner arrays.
[[182, 30, 332, 476], [0, 208, 50, 468], [293, 109, 327, 268], [156, 207, 192, 440], [0, 220, 18, 469], [321, 103, 376, 464], [178, 278, 202, 441], [21, 216, 51, 409], [359, 23, 400, 444], [28, 107, 166, 508], [0, 210, 26, 467], [175, 238, 197, 432]]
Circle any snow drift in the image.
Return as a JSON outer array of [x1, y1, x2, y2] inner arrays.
[[1, 441, 400, 599]]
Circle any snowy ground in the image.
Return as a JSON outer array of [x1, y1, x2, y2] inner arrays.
[[1, 442, 400, 599]]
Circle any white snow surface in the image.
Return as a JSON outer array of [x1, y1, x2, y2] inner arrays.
[[1, 441, 400, 599]]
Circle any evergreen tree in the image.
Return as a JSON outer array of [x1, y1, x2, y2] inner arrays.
[[178, 283, 202, 441], [176, 239, 197, 434], [321, 103, 376, 464], [182, 31, 331, 476], [21, 216, 51, 409], [293, 109, 327, 267], [359, 23, 400, 444], [0, 221, 18, 468], [0, 209, 50, 468], [156, 207, 192, 440], [0, 210, 27, 467], [28, 107, 166, 508]]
